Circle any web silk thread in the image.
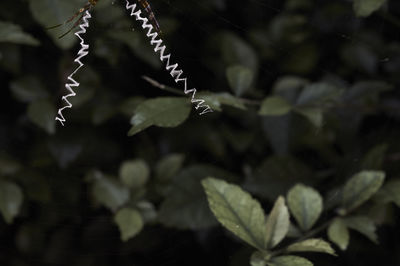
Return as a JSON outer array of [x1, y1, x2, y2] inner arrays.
[[55, 11, 92, 126], [125, 0, 213, 115]]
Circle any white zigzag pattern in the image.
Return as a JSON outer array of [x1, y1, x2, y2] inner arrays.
[[55, 11, 92, 126], [125, 0, 213, 115]]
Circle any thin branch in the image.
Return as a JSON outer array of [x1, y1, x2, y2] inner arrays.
[[142, 75, 185, 96]]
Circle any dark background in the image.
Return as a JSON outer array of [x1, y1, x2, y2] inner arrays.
[[1, 0, 400, 265]]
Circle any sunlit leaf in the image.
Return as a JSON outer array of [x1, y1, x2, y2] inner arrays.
[[268, 255, 313, 266], [353, 0, 386, 17], [344, 216, 378, 244], [341, 171, 385, 213], [27, 99, 56, 134], [265, 196, 290, 248], [119, 159, 149, 189], [0, 21, 39, 46], [287, 184, 323, 231], [128, 97, 191, 136], [226, 64, 254, 96], [259, 96, 292, 116], [328, 218, 349, 250], [0, 180, 23, 224], [114, 208, 144, 242], [202, 177, 267, 250], [286, 238, 336, 256]]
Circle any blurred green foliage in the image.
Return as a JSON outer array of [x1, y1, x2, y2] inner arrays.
[[1, 0, 400, 265]]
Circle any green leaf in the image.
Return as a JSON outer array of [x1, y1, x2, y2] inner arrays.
[[29, 0, 83, 49], [375, 179, 400, 207], [251, 251, 269, 266], [91, 172, 130, 211], [226, 65, 254, 97], [353, 0, 386, 17], [114, 208, 144, 242], [342, 170, 385, 213], [128, 97, 191, 136], [265, 196, 290, 248], [293, 107, 323, 128], [245, 156, 312, 201], [344, 216, 378, 244], [202, 177, 267, 250], [259, 96, 292, 116], [361, 144, 387, 170], [286, 238, 337, 256], [155, 154, 185, 182], [107, 30, 161, 69], [287, 184, 323, 231], [119, 159, 149, 189], [296, 82, 342, 106], [199, 92, 247, 111], [0, 180, 24, 224], [0, 21, 39, 46], [268, 255, 313, 266], [287, 223, 302, 238], [159, 165, 234, 229], [27, 99, 56, 134], [0, 155, 21, 176], [10, 76, 49, 103], [92, 103, 116, 125], [328, 218, 350, 250]]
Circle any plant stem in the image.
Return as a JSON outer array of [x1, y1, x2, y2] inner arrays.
[[269, 218, 335, 257], [142, 75, 185, 96]]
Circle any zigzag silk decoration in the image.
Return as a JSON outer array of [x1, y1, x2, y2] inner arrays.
[[55, 11, 91, 126], [56, 1, 212, 126]]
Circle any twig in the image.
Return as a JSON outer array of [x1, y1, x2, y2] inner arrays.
[[142, 75, 185, 96]]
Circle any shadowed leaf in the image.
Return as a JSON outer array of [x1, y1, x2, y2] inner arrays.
[[0, 21, 39, 46], [128, 97, 191, 136], [345, 216, 378, 244], [0, 180, 23, 224], [119, 159, 149, 189], [226, 65, 254, 97], [259, 96, 292, 116], [353, 0, 386, 17]]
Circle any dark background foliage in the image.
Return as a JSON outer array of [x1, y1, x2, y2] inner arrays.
[[0, 0, 400, 265]]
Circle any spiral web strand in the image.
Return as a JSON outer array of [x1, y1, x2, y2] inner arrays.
[[55, 11, 92, 126], [125, 0, 213, 115]]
